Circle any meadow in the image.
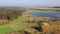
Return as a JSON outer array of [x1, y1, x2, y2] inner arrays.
[[0, 8, 39, 34], [0, 8, 60, 34]]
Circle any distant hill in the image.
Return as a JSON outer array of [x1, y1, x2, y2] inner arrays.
[[53, 7, 60, 8]]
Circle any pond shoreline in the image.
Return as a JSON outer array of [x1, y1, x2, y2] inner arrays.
[[27, 10, 60, 13], [25, 11, 60, 20]]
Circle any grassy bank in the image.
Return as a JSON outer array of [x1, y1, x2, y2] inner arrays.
[[28, 9, 60, 13], [9, 14, 38, 30], [0, 14, 38, 34], [28, 9, 47, 12], [0, 27, 12, 34], [0, 9, 60, 34]]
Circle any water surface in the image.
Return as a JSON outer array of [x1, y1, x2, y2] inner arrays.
[[29, 12, 60, 19]]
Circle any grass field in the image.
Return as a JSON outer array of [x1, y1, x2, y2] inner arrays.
[[28, 9, 60, 13], [0, 10, 60, 34], [0, 27, 12, 34], [0, 14, 39, 34]]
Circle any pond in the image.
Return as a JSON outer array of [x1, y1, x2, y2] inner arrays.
[[28, 12, 60, 19]]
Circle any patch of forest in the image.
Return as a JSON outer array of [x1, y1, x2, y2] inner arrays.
[[0, 8, 27, 20]]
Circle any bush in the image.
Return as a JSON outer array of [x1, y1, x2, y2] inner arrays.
[[0, 8, 27, 20]]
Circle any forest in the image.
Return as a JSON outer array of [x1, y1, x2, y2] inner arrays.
[[0, 8, 27, 25]]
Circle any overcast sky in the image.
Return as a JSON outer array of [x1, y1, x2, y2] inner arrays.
[[0, 0, 60, 7]]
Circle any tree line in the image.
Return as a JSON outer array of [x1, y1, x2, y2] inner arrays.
[[0, 8, 27, 20]]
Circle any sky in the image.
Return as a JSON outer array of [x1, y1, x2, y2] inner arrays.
[[0, 0, 60, 7]]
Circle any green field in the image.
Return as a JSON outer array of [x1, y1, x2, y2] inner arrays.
[[0, 14, 39, 34], [27, 9, 60, 13], [0, 9, 60, 34], [0, 27, 12, 34]]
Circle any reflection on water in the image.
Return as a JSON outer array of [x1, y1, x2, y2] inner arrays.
[[29, 12, 60, 19]]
